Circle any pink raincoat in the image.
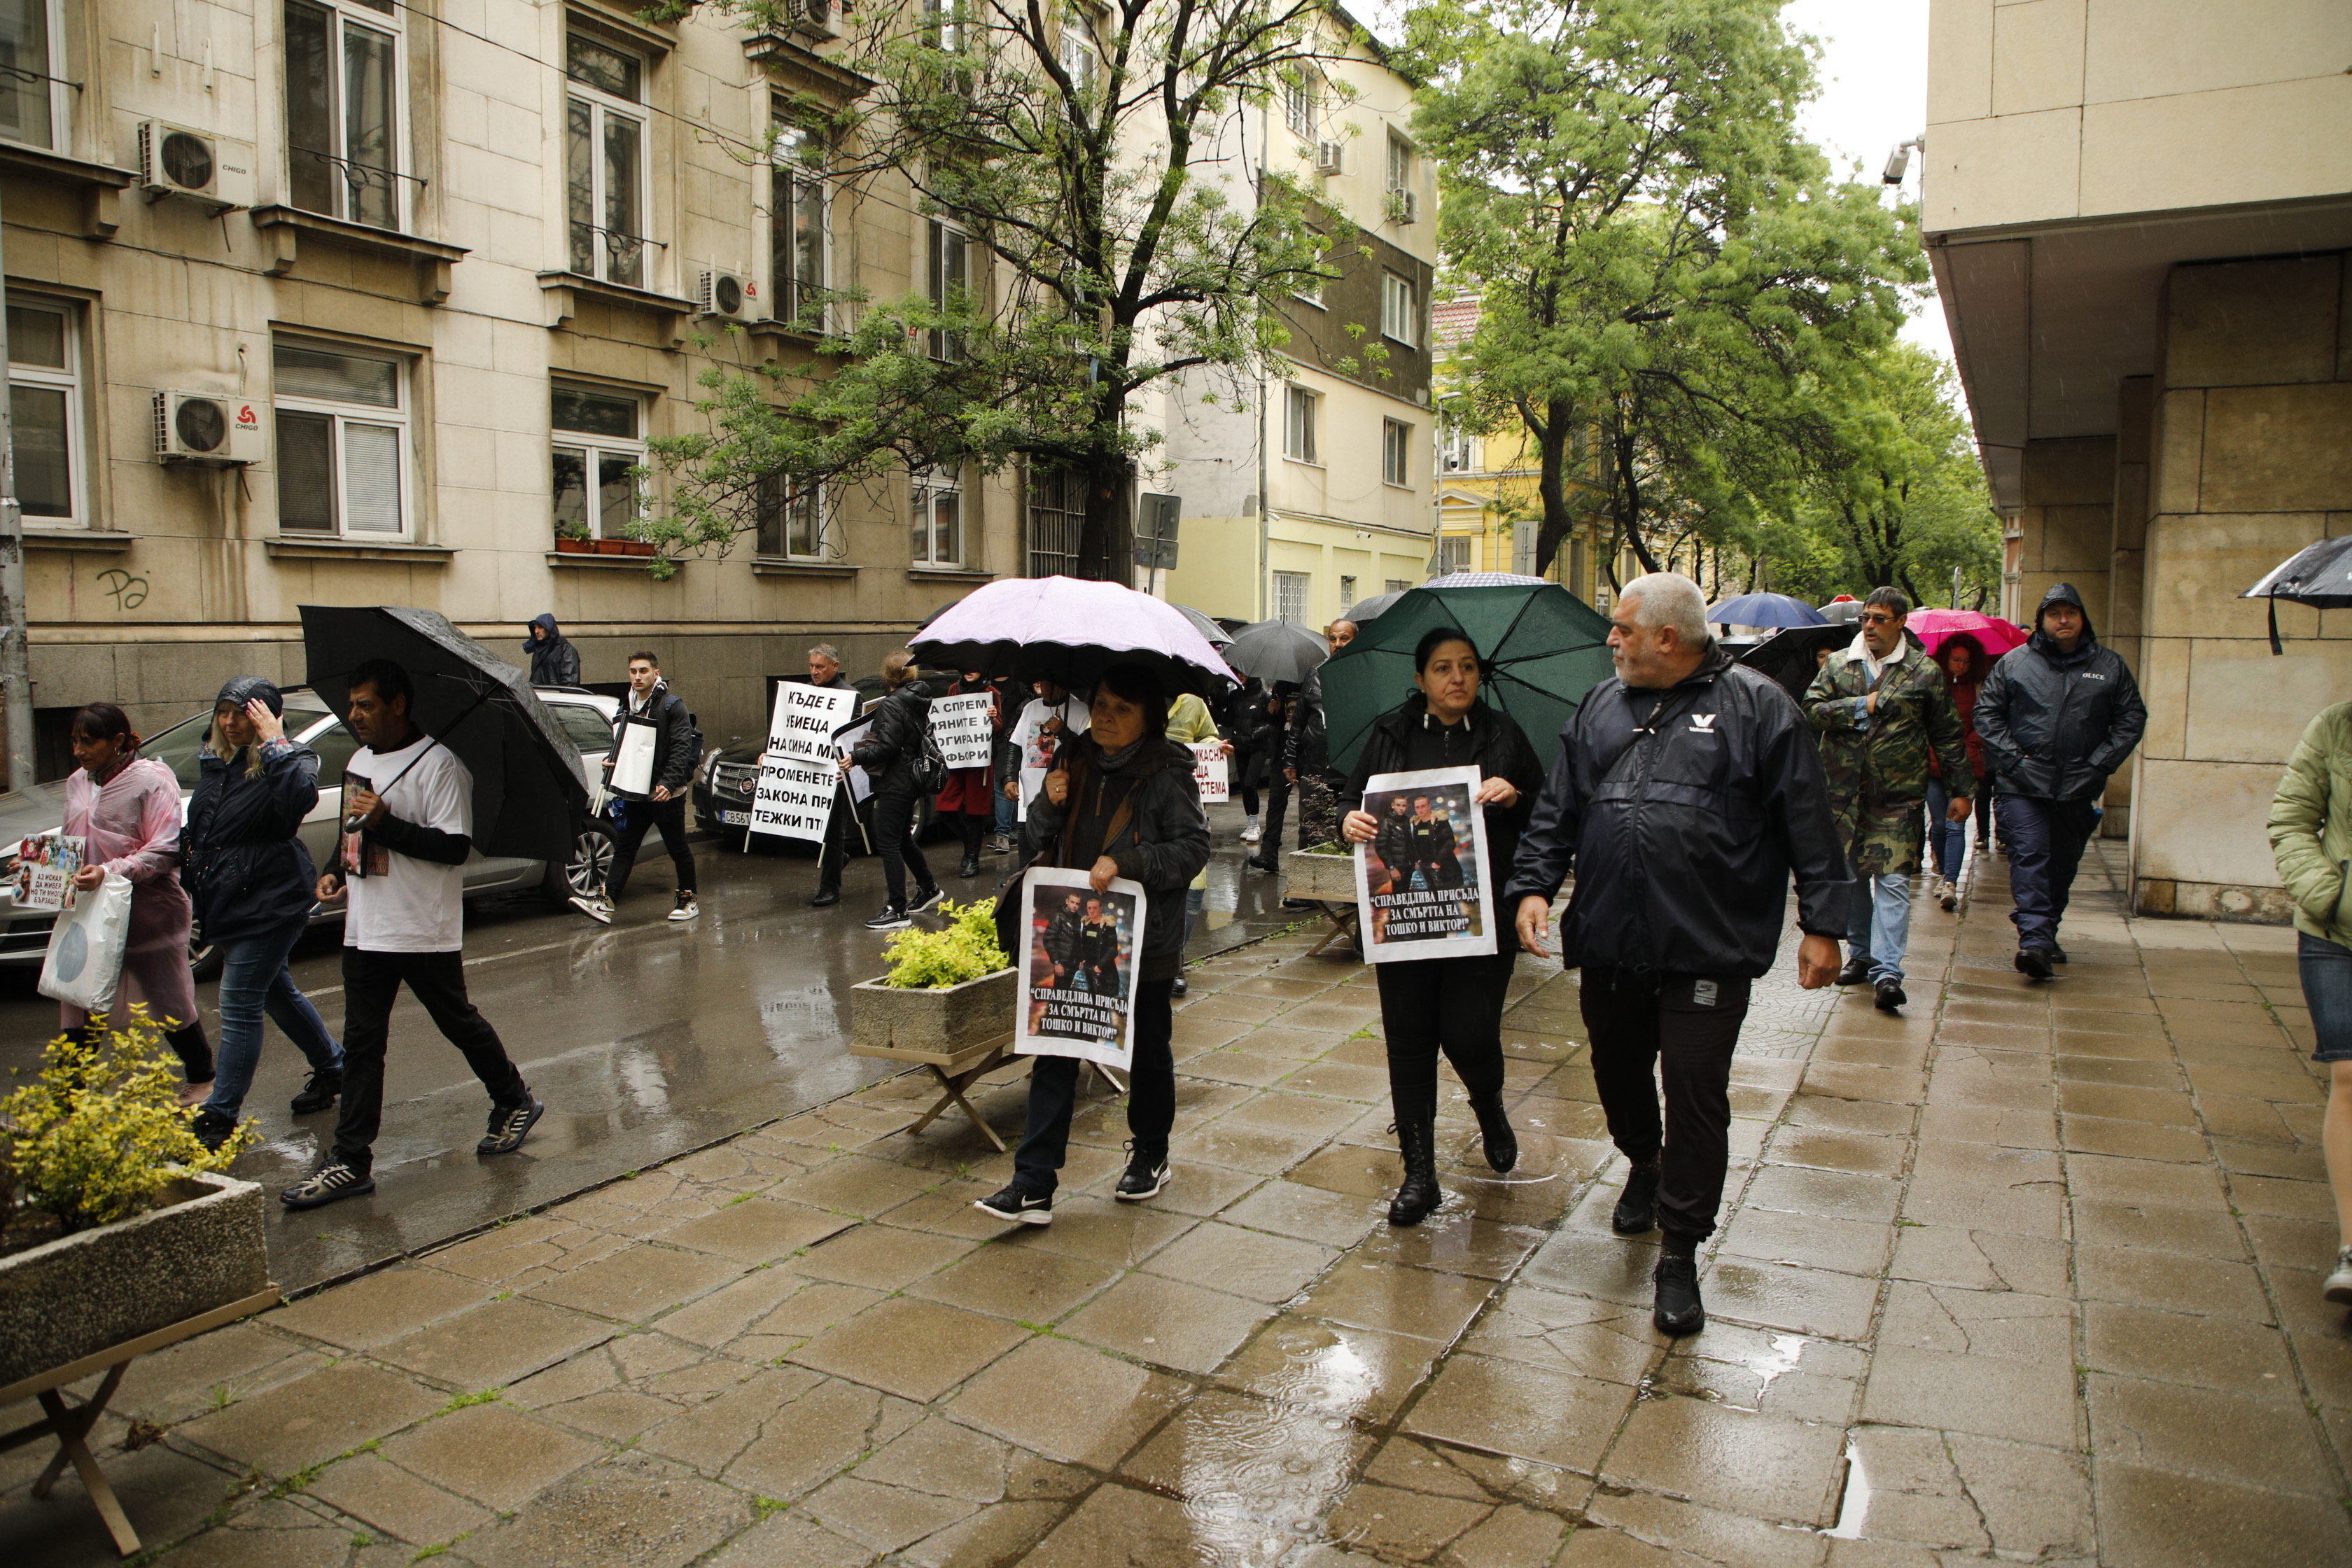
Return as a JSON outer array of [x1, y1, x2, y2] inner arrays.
[[59, 755, 198, 1032]]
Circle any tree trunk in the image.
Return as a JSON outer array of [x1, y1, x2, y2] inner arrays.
[[1074, 451, 1135, 586], [1531, 410, 1574, 575]]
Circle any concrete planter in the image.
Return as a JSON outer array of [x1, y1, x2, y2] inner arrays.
[[0, 1172, 272, 1388], [1283, 847, 1359, 904], [849, 967, 1018, 1060]]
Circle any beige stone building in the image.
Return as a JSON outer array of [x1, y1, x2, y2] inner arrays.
[[1924, 0, 2352, 920], [0, 0, 1018, 767]]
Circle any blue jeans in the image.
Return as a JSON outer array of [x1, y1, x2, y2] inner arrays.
[[1924, 780, 1967, 883], [994, 780, 1017, 839], [1845, 866, 1914, 984], [2300, 933, 2352, 1063], [200, 911, 343, 1121]]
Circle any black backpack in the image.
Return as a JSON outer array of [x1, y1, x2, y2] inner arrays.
[[913, 711, 948, 795]]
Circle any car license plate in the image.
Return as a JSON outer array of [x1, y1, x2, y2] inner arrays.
[[718, 810, 750, 826]]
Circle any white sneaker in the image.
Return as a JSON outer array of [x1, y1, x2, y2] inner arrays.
[[668, 890, 699, 922], [2325, 1245, 2352, 1306], [1939, 878, 1959, 911], [570, 893, 613, 925], [1241, 818, 1262, 844]]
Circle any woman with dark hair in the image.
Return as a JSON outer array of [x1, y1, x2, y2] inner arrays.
[[1928, 634, 1989, 909], [50, 702, 211, 1098], [1341, 626, 1545, 1226], [848, 650, 941, 930], [183, 678, 346, 1149], [974, 659, 1212, 1226]]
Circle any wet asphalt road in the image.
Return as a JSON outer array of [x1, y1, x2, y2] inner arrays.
[[0, 806, 1306, 1293]]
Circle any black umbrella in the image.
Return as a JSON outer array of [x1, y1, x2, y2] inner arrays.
[[1222, 620, 1328, 687], [1345, 589, 1406, 625], [1170, 603, 1235, 648], [1735, 623, 1854, 701], [299, 606, 590, 862], [2243, 536, 2352, 653]]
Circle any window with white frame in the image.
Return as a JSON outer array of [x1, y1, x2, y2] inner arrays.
[[1385, 132, 1414, 194], [7, 295, 83, 526], [911, 464, 962, 566], [1270, 571, 1309, 626], [1058, 10, 1097, 97], [756, 473, 825, 559], [1283, 384, 1317, 463], [1441, 424, 1476, 472], [0, 0, 69, 152], [285, 0, 405, 230], [1384, 578, 1409, 594], [1380, 271, 1417, 346], [1292, 236, 1325, 307], [1283, 73, 1316, 139], [550, 384, 644, 542], [1382, 419, 1410, 486], [1435, 535, 1473, 575], [565, 31, 651, 288], [927, 218, 971, 361], [275, 339, 410, 538], [771, 120, 827, 330], [1338, 575, 1356, 610]]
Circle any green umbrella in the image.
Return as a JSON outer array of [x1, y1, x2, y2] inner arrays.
[[1322, 583, 1616, 776]]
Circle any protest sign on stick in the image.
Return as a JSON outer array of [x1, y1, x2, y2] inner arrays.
[[1354, 765, 1497, 962], [930, 692, 994, 771], [1189, 743, 1228, 804], [750, 682, 860, 844], [1014, 866, 1145, 1069]]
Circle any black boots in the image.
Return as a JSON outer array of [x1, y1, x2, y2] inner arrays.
[[1653, 1249, 1705, 1335], [1612, 1160, 1661, 1234], [1389, 1090, 1441, 1227], [1469, 1091, 1517, 1173]]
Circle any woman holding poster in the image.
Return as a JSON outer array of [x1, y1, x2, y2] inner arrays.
[[1341, 629, 1544, 1226], [974, 662, 1211, 1227]]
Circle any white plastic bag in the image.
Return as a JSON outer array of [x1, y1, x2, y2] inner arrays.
[[38, 869, 132, 1014]]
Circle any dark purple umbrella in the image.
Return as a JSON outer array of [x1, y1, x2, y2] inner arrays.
[[909, 576, 1235, 697]]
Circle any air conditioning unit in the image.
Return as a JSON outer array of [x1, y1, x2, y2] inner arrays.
[[1313, 141, 1344, 176], [136, 120, 255, 209], [788, 0, 844, 38], [154, 391, 265, 465], [696, 270, 756, 323]]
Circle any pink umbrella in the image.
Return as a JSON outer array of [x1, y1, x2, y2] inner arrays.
[[1907, 608, 2026, 661]]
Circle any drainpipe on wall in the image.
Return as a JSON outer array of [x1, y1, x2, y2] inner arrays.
[[0, 181, 32, 792]]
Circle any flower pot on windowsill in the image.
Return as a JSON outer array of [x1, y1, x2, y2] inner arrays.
[[592, 538, 631, 555], [616, 540, 657, 557], [554, 537, 592, 554]]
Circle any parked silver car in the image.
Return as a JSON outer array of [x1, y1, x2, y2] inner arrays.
[[0, 685, 622, 973]]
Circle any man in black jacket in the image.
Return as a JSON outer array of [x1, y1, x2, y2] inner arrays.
[[1507, 573, 1847, 1336], [575, 652, 700, 924], [1974, 582, 2147, 978], [848, 652, 941, 930], [801, 645, 866, 909], [1042, 890, 1084, 984], [524, 613, 580, 687]]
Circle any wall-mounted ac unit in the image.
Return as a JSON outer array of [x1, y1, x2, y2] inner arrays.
[[1313, 141, 1344, 176], [697, 270, 755, 322], [136, 121, 255, 209], [154, 391, 265, 465], [788, 0, 844, 38]]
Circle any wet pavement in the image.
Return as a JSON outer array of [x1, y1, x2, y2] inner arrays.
[[0, 813, 1301, 1294], [8, 835, 2351, 1567]]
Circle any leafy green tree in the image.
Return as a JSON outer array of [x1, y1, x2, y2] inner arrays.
[[1404, 0, 1926, 584], [637, 0, 1354, 581]]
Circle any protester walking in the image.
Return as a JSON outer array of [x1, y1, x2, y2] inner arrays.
[[937, 672, 999, 880], [43, 703, 213, 1101], [1279, 619, 1355, 855], [1508, 574, 1847, 1336], [1165, 689, 1229, 995], [1803, 588, 1973, 1013], [975, 661, 1211, 1224], [524, 613, 581, 687], [181, 679, 345, 1149], [1224, 677, 1275, 844], [1007, 678, 1089, 862], [1245, 687, 1294, 873], [2267, 699, 2352, 1307], [849, 652, 941, 930], [1926, 634, 1989, 908], [1973, 582, 2146, 978], [1341, 628, 1544, 1226], [802, 643, 865, 910], [283, 659, 543, 1210], [574, 652, 699, 924], [988, 673, 1025, 853]]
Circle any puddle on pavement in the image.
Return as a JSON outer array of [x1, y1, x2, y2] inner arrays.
[[1180, 1337, 1378, 1560], [1823, 1432, 1870, 1539]]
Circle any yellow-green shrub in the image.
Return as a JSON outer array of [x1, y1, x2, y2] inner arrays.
[[880, 897, 1009, 989], [0, 1004, 257, 1234]]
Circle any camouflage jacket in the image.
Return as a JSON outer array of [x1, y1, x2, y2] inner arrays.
[[1802, 638, 1975, 875]]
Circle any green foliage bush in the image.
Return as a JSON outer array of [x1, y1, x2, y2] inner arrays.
[[881, 897, 1010, 989]]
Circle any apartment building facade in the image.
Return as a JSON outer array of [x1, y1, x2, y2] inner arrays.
[[0, 0, 1016, 763]]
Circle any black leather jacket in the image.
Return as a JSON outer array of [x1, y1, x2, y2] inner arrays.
[[610, 679, 699, 793], [1346, 694, 1545, 886], [1028, 733, 1212, 981], [853, 684, 932, 796]]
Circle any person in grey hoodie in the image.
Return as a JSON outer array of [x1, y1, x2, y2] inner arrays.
[[524, 614, 580, 688]]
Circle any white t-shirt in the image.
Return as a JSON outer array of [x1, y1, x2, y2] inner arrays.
[[1012, 696, 1090, 822], [344, 735, 471, 953]]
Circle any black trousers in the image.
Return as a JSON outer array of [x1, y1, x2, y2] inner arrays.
[[1014, 977, 1176, 1196], [1580, 966, 1751, 1247], [1376, 948, 1515, 1115], [1258, 771, 1293, 856], [872, 787, 934, 908], [1232, 745, 1265, 818], [2003, 794, 2099, 951], [816, 783, 858, 894], [608, 795, 695, 899], [332, 948, 528, 1175], [74, 1020, 212, 1083]]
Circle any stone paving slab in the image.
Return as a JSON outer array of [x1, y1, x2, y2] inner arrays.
[[5, 840, 2351, 1566]]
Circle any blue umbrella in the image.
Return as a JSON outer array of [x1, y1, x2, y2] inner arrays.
[[1707, 592, 1827, 629]]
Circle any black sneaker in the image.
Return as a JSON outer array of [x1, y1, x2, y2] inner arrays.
[[1171, 975, 1189, 997], [478, 1096, 544, 1156], [1874, 978, 1906, 1013], [290, 1068, 342, 1115], [281, 1160, 374, 1210], [1653, 1252, 1705, 1336], [189, 1109, 239, 1152], [1114, 1145, 1170, 1202], [2015, 946, 2054, 980], [1835, 955, 1871, 987], [973, 1183, 1053, 1225], [1612, 1161, 1660, 1234], [958, 854, 979, 879], [907, 886, 944, 915], [809, 887, 842, 909], [864, 905, 912, 930]]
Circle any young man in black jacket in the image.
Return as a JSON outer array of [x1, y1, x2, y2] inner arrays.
[[1507, 574, 1847, 1336], [574, 651, 700, 924], [848, 652, 941, 930], [283, 659, 543, 1210]]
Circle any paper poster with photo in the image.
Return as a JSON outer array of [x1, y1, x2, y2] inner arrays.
[[1014, 697, 1087, 822], [750, 682, 861, 843], [1015, 866, 1146, 1070], [11, 832, 85, 912], [606, 714, 660, 799], [834, 715, 876, 806], [1354, 765, 1496, 962], [1189, 743, 1228, 804], [930, 692, 993, 771]]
